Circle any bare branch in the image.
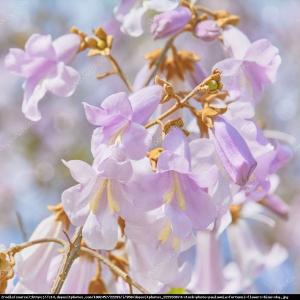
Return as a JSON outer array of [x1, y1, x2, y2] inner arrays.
[[50, 227, 83, 294]]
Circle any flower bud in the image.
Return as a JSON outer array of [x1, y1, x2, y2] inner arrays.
[[151, 7, 191, 39], [195, 20, 221, 42], [211, 117, 257, 186]]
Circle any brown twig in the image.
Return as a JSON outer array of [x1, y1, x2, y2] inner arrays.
[[81, 247, 149, 294], [9, 238, 65, 255], [50, 227, 83, 294], [145, 85, 199, 129], [7, 234, 149, 294]]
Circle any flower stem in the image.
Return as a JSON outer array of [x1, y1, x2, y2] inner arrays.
[[108, 54, 133, 92], [9, 238, 65, 254], [143, 35, 177, 87]]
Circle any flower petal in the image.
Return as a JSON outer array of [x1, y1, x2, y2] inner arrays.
[[22, 77, 47, 121], [212, 117, 257, 186], [62, 184, 91, 226], [143, 0, 179, 12], [151, 7, 191, 39], [180, 174, 216, 229], [4, 48, 27, 76], [53, 34, 80, 63], [121, 122, 150, 159], [62, 160, 95, 184], [25, 34, 56, 60], [222, 26, 250, 60], [121, 5, 147, 37], [130, 85, 163, 124], [83, 210, 118, 250], [45, 63, 80, 97]]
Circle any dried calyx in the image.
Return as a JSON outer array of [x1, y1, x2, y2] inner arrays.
[[180, 0, 240, 30], [153, 69, 227, 137], [230, 204, 242, 224], [146, 47, 200, 81], [0, 251, 14, 294], [48, 203, 71, 231]]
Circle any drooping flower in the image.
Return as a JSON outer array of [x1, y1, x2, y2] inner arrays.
[[115, 0, 180, 37], [12, 204, 69, 293], [83, 85, 162, 160], [215, 26, 281, 103], [5, 34, 80, 121], [126, 236, 191, 293], [62, 145, 133, 250], [151, 7, 191, 39]]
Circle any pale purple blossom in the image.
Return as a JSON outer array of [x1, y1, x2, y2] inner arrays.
[[5, 34, 80, 121], [62, 145, 133, 250], [215, 26, 281, 103], [84, 85, 162, 159], [12, 216, 66, 293]]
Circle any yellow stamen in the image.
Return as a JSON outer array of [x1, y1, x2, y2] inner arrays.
[[90, 180, 108, 213], [107, 180, 120, 213], [172, 236, 181, 252], [158, 223, 172, 244], [163, 188, 175, 204], [109, 125, 127, 145], [173, 173, 186, 211]]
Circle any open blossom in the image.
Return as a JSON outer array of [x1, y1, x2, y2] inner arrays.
[[84, 86, 162, 159], [131, 128, 217, 231], [127, 239, 191, 293], [215, 26, 281, 103], [115, 0, 180, 37], [151, 7, 191, 39], [62, 145, 133, 250], [195, 20, 221, 42], [5, 34, 80, 121]]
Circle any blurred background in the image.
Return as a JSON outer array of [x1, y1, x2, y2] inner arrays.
[[0, 0, 299, 293]]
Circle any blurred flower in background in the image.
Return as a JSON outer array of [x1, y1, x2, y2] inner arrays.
[[0, 0, 300, 293]]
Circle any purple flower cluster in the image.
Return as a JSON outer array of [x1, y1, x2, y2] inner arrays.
[[3, 0, 292, 295]]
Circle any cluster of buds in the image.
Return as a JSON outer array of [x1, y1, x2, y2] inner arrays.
[[71, 26, 113, 56]]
